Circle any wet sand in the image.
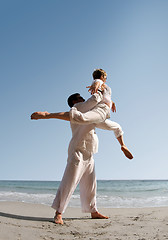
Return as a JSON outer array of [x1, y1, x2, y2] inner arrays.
[[0, 201, 168, 240]]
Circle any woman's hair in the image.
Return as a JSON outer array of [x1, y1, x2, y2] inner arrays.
[[92, 68, 107, 79]]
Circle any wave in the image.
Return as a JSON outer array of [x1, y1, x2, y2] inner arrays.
[[1, 191, 168, 208]]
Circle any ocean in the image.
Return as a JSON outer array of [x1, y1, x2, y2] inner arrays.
[[0, 180, 168, 208]]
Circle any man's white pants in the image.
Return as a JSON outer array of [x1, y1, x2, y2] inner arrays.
[[51, 149, 98, 214]]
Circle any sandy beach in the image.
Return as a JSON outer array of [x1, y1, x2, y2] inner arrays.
[[0, 202, 168, 240]]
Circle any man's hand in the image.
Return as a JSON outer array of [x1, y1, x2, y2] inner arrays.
[[31, 111, 49, 120], [111, 102, 116, 112]]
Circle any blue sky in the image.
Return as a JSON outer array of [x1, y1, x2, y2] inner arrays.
[[1, 0, 168, 180]]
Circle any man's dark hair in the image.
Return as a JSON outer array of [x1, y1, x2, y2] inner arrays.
[[67, 93, 80, 108]]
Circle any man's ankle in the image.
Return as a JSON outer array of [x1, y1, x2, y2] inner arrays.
[[56, 211, 62, 216]]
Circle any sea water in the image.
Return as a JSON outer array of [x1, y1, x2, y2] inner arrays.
[[0, 180, 168, 208]]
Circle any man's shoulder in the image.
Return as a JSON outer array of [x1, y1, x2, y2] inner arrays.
[[73, 102, 84, 112]]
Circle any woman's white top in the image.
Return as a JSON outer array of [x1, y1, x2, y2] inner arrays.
[[93, 79, 112, 108]]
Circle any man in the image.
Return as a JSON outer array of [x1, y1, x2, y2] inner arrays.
[[31, 92, 129, 224]]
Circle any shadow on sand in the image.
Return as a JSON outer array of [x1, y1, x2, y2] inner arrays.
[[0, 211, 53, 222], [0, 211, 89, 222]]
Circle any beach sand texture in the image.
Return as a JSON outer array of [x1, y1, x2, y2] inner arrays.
[[0, 202, 168, 240]]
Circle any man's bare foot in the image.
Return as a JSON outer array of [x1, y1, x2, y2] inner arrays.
[[121, 145, 133, 159], [54, 212, 63, 225], [91, 211, 109, 219]]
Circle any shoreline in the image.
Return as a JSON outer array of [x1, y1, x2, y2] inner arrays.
[[1, 180, 168, 209], [0, 201, 168, 240]]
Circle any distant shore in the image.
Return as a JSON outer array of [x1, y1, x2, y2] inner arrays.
[[0, 201, 168, 240]]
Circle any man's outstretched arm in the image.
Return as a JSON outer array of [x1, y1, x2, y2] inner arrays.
[[31, 111, 70, 121]]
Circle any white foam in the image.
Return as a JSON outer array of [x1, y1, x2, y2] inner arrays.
[[1, 191, 168, 208], [96, 194, 168, 208], [0, 191, 55, 205]]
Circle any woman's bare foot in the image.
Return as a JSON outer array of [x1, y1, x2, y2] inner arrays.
[[121, 145, 133, 159], [91, 211, 109, 219], [31, 111, 49, 120], [54, 211, 63, 225]]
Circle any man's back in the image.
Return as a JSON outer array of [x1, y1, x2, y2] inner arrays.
[[68, 101, 98, 156]]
